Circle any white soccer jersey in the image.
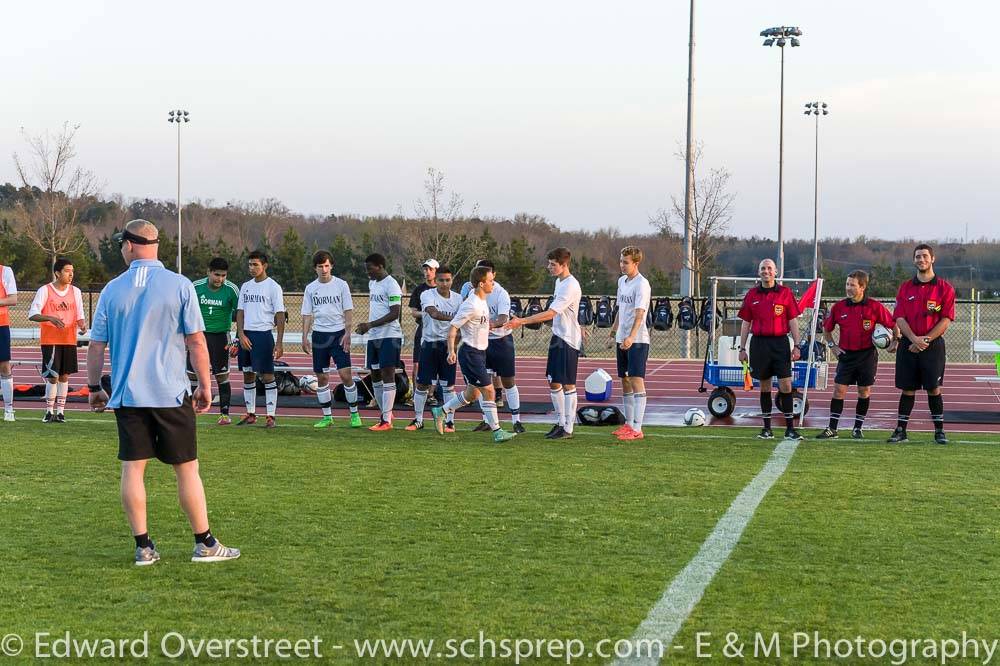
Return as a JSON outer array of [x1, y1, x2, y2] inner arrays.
[[549, 275, 582, 350], [420, 288, 463, 343], [1, 266, 16, 296], [238, 277, 285, 332], [451, 293, 490, 351], [302, 277, 353, 332], [368, 275, 403, 340], [486, 281, 513, 340], [615, 273, 652, 344], [28, 284, 85, 320]]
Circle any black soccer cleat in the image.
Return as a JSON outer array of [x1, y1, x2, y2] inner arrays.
[[784, 428, 804, 441], [42, 411, 54, 423], [54, 413, 66, 423], [513, 421, 526, 434], [472, 421, 491, 433], [934, 430, 949, 445], [851, 427, 864, 440], [549, 428, 573, 440], [756, 428, 775, 440], [815, 428, 838, 440], [544, 425, 566, 440], [887, 427, 908, 443]]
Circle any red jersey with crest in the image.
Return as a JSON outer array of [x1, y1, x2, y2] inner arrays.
[[825, 297, 895, 351], [738, 284, 801, 337], [892, 276, 956, 337]]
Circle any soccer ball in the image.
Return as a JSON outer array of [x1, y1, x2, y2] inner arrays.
[[298, 375, 319, 393], [683, 407, 706, 427], [872, 324, 892, 349]]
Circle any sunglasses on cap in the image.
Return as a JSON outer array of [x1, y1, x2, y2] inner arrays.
[[113, 229, 160, 248]]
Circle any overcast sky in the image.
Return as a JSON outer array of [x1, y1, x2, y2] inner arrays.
[[2, 1, 997, 240]]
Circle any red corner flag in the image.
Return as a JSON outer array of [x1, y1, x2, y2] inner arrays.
[[798, 280, 819, 311]]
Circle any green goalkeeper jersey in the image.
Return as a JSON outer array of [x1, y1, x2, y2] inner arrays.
[[193, 277, 240, 334]]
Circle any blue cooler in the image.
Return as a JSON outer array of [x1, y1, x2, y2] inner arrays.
[[584, 369, 613, 402]]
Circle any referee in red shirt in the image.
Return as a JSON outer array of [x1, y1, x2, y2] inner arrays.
[[817, 270, 896, 439], [889, 243, 955, 444], [738, 258, 803, 440]]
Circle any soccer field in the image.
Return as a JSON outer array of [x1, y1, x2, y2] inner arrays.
[[2, 411, 999, 663]]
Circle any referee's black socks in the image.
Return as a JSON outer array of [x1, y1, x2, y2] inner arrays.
[[777, 391, 794, 429], [928, 394, 945, 432], [896, 393, 915, 431], [854, 397, 870, 430], [828, 398, 844, 431], [759, 392, 772, 430]]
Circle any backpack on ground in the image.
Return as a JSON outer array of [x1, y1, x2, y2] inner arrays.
[[653, 297, 675, 331], [595, 296, 614, 328], [259, 361, 300, 396], [576, 405, 626, 426]]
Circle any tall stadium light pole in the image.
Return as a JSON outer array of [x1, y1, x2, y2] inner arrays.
[[760, 26, 802, 280], [167, 109, 190, 274], [681, 0, 697, 358], [804, 102, 829, 279]]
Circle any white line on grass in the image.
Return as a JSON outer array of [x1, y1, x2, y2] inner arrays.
[[612, 438, 800, 666]]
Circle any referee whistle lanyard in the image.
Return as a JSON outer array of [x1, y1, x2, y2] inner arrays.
[[799, 278, 825, 424]]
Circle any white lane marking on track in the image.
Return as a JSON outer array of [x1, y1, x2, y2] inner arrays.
[[611, 439, 800, 666]]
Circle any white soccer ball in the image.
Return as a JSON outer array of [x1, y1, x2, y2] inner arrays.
[[684, 407, 706, 427], [872, 324, 892, 350], [299, 374, 319, 392]]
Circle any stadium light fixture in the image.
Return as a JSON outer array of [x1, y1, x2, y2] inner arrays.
[[167, 109, 190, 274], [804, 101, 830, 279], [761, 25, 804, 280]]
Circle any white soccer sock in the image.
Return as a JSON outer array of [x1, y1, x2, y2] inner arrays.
[[443, 387, 457, 421], [343, 382, 359, 413], [1, 375, 12, 412], [56, 381, 69, 415], [243, 382, 257, 415], [381, 385, 396, 423], [482, 400, 500, 431], [443, 392, 470, 417], [372, 381, 384, 413], [504, 386, 521, 424], [45, 381, 57, 413], [264, 381, 278, 417], [316, 385, 332, 416], [622, 392, 635, 426], [413, 388, 428, 423], [563, 389, 578, 433], [633, 392, 647, 432], [550, 389, 564, 430]]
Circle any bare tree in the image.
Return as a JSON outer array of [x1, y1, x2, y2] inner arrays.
[[12, 122, 100, 258], [651, 142, 735, 297], [408, 167, 481, 274]]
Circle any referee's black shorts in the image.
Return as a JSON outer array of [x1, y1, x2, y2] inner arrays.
[[895, 337, 946, 391], [834, 347, 878, 387], [115, 396, 198, 465], [748, 335, 792, 381]]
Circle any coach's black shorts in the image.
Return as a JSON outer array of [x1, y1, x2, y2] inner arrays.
[[616, 342, 650, 378], [486, 335, 517, 378], [41, 344, 78, 378], [417, 340, 456, 387], [412, 326, 423, 363], [895, 337, 946, 391], [834, 347, 878, 387], [546, 336, 580, 386], [115, 396, 197, 465], [187, 332, 230, 376], [748, 335, 792, 381]]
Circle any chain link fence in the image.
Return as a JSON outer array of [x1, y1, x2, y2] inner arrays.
[[6, 292, 998, 364]]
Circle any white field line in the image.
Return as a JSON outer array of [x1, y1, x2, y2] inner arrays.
[[611, 439, 800, 666]]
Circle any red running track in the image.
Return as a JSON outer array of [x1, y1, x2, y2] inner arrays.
[[7, 347, 1000, 435]]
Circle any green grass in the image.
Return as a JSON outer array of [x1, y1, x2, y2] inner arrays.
[[2, 410, 998, 663]]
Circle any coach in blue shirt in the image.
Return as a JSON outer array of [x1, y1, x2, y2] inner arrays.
[[87, 219, 240, 566]]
